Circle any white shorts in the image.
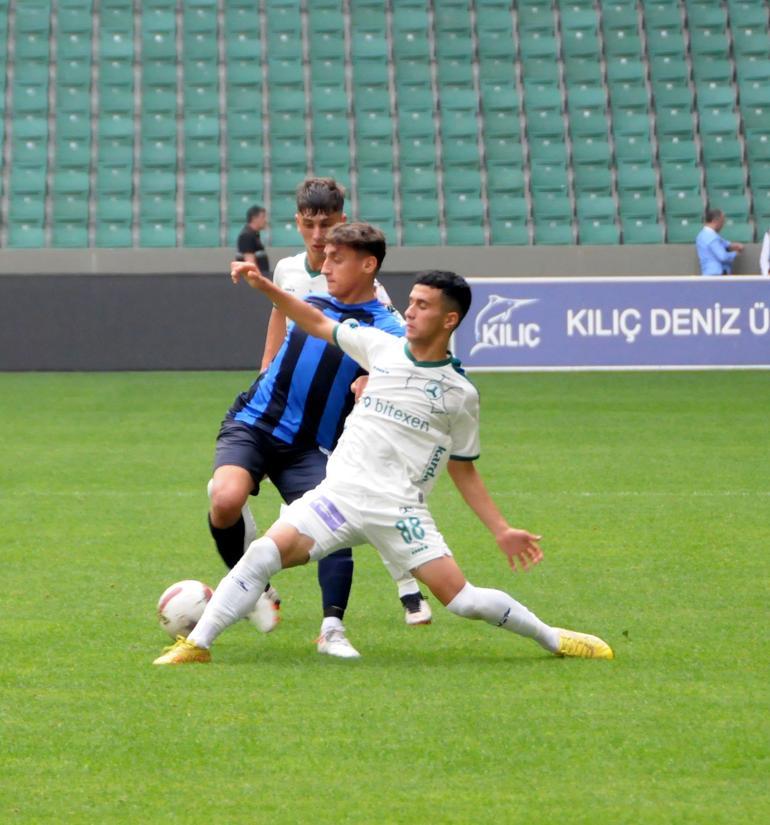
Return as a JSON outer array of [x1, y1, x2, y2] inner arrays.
[[279, 481, 453, 580]]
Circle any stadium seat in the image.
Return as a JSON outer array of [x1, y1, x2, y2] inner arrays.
[[402, 220, 442, 246], [622, 218, 665, 243], [579, 220, 621, 245], [534, 221, 574, 245], [96, 221, 133, 247]]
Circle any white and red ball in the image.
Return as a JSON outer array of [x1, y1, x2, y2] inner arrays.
[[157, 579, 213, 639]]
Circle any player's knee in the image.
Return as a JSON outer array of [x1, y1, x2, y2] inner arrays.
[[445, 582, 482, 620], [209, 479, 248, 526]]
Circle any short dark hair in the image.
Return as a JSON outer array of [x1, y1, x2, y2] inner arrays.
[[705, 207, 724, 223], [414, 270, 472, 325], [246, 205, 265, 222], [296, 177, 345, 215], [325, 222, 386, 271]]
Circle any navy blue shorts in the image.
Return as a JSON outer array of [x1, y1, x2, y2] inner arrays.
[[213, 418, 328, 504]]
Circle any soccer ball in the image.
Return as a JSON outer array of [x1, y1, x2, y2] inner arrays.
[[157, 579, 213, 639]]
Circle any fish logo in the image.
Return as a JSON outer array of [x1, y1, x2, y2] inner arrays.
[[471, 295, 540, 355]]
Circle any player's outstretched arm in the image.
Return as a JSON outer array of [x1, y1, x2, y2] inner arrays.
[[447, 459, 543, 572], [230, 261, 335, 344]]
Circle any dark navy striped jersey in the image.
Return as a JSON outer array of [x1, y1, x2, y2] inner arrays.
[[229, 293, 405, 450]]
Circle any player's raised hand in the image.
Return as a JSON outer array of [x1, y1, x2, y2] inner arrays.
[[497, 527, 543, 572], [230, 260, 267, 288]]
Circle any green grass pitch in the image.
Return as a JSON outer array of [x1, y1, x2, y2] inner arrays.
[[1, 371, 768, 824]]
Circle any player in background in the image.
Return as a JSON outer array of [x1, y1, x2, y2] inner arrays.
[[155, 264, 614, 665], [207, 221, 428, 658], [235, 205, 270, 277]]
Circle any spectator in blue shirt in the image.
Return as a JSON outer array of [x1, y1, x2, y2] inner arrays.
[[695, 208, 744, 276]]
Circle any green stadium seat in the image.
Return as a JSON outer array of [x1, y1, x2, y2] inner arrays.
[[574, 161, 612, 196], [579, 220, 621, 244], [12, 134, 48, 167], [14, 115, 48, 140], [99, 136, 134, 166], [664, 189, 703, 218], [650, 55, 690, 86], [184, 219, 220, 247], [476, 8, 514, 59], [184, 82, 219, 113], [720, 216, 754, 243], [706, 163, 745, 192], [140, 219, 177, 246], [96, 163, 133, 196], [264, 219, 297, 246], [10, 166, 46, 196], [9, 192, 46, 222], [402, 220, 442, 246], [746, 132, 770, 163], [666, 215, 700, 243], [13, 80, 49, 115], [52, 221, 89, 248], [616, 157, 657, 190], [445, 219, 485, 246], [53, 168, 90, 196], [58, 57, 91, 85], [486, 166, 525, 195], [658, 137, 698, 163], [357, 137, 393, 166], [56, 109, 91, 138], [701, 134, 742, 164], [97, 192, 133, 223], [563, 56, 603, 85], [608, 80, 649, 114], [534, 221, 574, 245], [96, 221, 133, 247], [141, 136, 177, 168], [651, 81, 693, 110], [614, 133, 654, 162], [490, 218, 528, 244], [56, 136, 91, 168], [731, 26, 768, 59], [400, 164, 438, 195], [622, 218, 665, 243], [696, 84, 737, 111], [692, 56, 733, 83], [612, 110, 651, 138], [656, 109, 694, 142], [619, 191, 659, 220], [8, 222, 46, 248], [488, 192, 528, 222], [485, 135, 524, 165], [660, 159, 701, 189], [401, 193, 439, 222], [576, 194, 617, 222]]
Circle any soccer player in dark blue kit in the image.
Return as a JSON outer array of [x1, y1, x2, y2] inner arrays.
[[207, 222, 427, 657]]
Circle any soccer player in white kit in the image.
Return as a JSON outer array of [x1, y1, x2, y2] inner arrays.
[[156, 261, 614, 664]]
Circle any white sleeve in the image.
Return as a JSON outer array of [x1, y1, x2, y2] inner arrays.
[[332, 322, 391, 371], [760, 232, 770, 277], [272, 258, 289, 290], [450, 387, 481, 460]]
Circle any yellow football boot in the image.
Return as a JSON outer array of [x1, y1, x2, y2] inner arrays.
[[153, 636, 211, 665], [556, 629, 614, 659]]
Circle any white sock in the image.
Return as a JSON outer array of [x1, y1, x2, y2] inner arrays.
[[395, 573, 422, 599], [446, 582, 560, 652], [320, 616, 343, 635], [189, 537, 282, 649]]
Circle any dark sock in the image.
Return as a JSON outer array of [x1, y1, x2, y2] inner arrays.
[[318, 548, 354, 620], [208, 514, 245, 569], [400, 591, 425, 612]]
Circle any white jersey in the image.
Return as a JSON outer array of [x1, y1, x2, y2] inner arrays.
[[326, 323, 480, 501], [272, 251, 402, 314]]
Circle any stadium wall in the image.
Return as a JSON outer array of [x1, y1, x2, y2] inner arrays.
[[0, 244, 763, 371]]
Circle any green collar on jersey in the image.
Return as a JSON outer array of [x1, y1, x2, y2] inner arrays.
[[304, 254, 324, 277], [404, 342, 454, 367]]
